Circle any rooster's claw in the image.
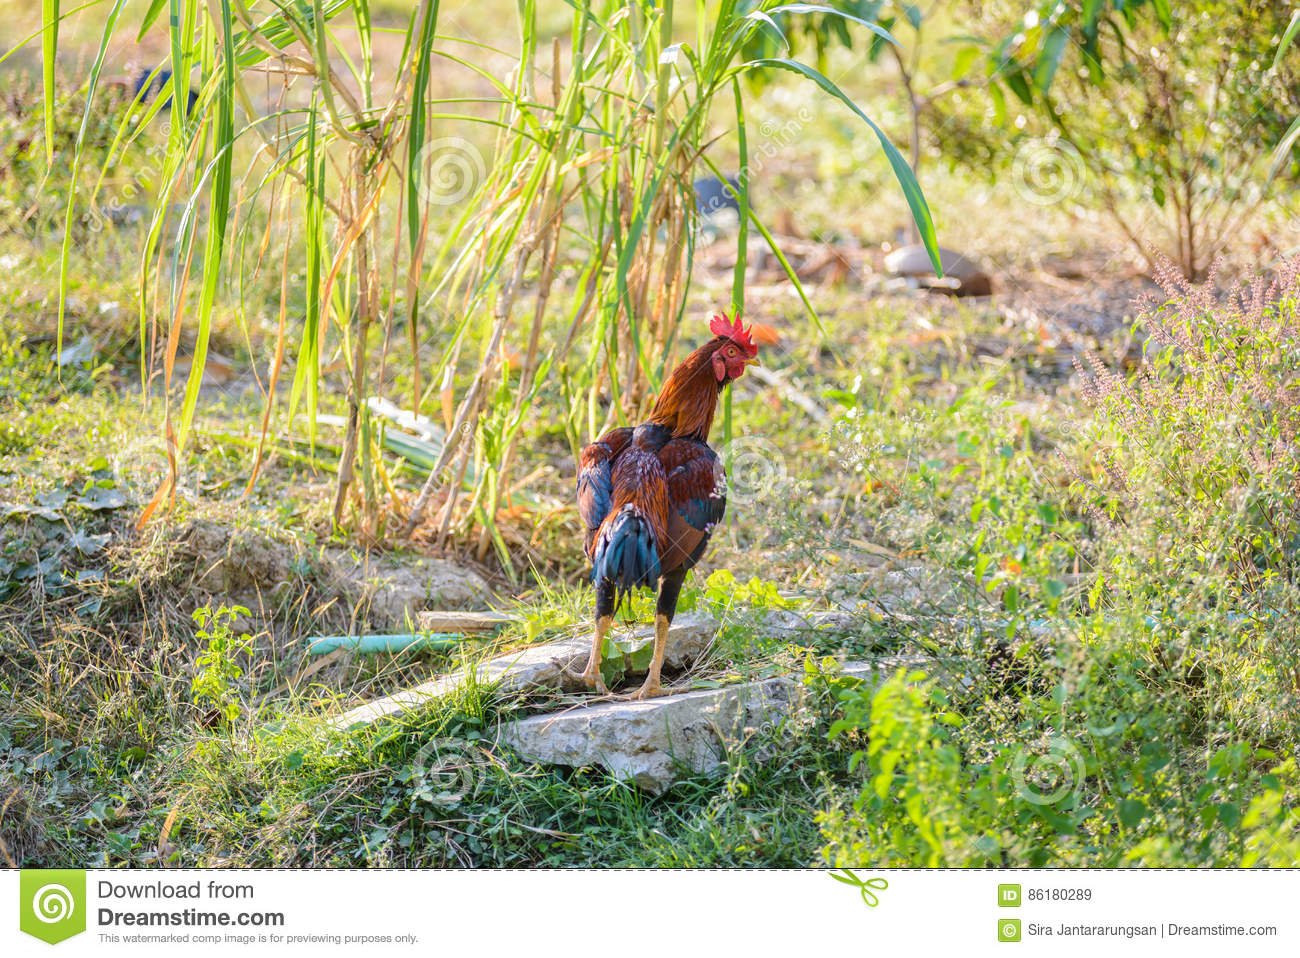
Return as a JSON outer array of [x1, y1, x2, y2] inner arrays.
[[576, 666, 608, 695], [631, 680, 668, 700]]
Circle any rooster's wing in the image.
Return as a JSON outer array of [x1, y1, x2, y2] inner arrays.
[[658, 438, 726, 573]]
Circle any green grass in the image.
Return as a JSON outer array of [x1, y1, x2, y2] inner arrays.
[[147, 674, 857, 868]]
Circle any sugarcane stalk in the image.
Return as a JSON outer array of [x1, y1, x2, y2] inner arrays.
[[403, 242, 533, 537], [332, 161, 377, 529]]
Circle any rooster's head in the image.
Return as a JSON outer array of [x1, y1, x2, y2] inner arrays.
[[708, 312, 761, 383]]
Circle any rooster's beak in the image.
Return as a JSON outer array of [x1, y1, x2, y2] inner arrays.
[[745, 356, 761, 367]]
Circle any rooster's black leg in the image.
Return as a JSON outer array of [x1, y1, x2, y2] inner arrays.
[[633, 567, 687, 700], [579, 579, 616, 694]]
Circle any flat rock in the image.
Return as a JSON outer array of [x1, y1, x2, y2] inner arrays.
[[331, 612, 719, 729], [499, 657, 924, 794], [416, 610, 520, 633]]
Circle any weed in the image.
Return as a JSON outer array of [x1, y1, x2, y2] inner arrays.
[[190, 605, 254, 726]]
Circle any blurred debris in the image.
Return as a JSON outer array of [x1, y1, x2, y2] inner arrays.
[[748, 322, 783, 348], [366, 396, 445, 443], [698, 233, 867, 286], [693, 175, 741, 217], [101, 68, 199, 112], [56, 337, 97, 367], [171, 350, 237, 387], [693, 175, 743, 243], [748, 365, 828, 424], [883, 244, 993, 297]]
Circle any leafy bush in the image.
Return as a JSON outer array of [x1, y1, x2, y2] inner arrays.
[[819, 260, 1300, 867], [1074, 257, 1300, 600], [819, 662, 1300, 866]]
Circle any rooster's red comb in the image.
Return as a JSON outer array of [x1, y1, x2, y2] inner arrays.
[[709, 311, 758, 356]]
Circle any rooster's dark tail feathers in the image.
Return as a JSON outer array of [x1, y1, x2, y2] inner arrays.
[[591, 503, 660, 598]]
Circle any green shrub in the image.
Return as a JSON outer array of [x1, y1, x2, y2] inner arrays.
[[819, 662, 1300, 867], [819, 263, 1300, 866], [190, 605, 253, 725], [1075, 259, 1300, 603]]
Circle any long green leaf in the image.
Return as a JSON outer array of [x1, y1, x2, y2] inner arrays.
[[742, 10, 789, 52], [169, 0, 191, 126], [289, 106, 325, 445], [407, 1, 441, 256], [767, 4, 899, 47], [1277, 9, 1300, 69], [139, 0, 168, 39], [42, 0, 59, 167], [175, 0, 237, 457], [403, 1, 441, 411], [730, 76, 749, 313], [1269, 114, 1300, 182], [745, 57, 941, 275]]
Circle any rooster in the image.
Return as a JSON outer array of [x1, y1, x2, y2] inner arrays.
[[575, 313, 760, 698]]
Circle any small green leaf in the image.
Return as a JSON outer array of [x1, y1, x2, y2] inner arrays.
[[952, 45, 981, 79], [1002, 584, 1019, 612], [1217, 802, 1240, 829], [1118, 798, 1146, 828], [1033, 26, 1069, 93]]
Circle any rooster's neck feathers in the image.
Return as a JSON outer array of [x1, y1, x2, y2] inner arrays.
[[647, 337, 727, 441]]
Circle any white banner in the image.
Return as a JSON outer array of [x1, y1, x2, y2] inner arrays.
[[5, 869, 1298, 957]]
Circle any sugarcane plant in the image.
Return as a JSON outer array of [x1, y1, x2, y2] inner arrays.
[[41, 0, 940, 568]]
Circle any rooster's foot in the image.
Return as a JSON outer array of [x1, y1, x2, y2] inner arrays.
[[631, 678, 668, 700], [576, 666, 608, 696]]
